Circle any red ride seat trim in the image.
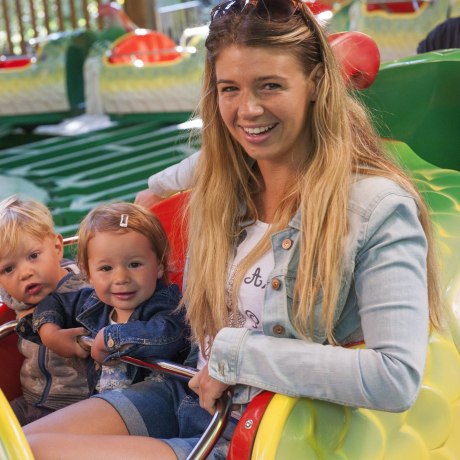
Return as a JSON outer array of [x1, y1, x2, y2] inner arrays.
[[0, 303, 24, 401], [150, 192, 189, 290], [227, 391, 275, 460]]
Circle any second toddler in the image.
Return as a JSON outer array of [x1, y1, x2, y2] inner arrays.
[[0, 196, 90, 425]]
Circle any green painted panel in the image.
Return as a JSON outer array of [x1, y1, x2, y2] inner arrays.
[[359, 49, 460, 171], [0, 120, 198, 236]]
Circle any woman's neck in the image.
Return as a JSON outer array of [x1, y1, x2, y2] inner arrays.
[[254, 162, 296, 223]]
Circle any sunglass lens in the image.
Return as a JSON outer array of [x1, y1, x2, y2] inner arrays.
[[211, 0, 240, 20]]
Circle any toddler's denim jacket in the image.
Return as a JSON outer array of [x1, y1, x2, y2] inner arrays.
[[32, 281, 189, 394]]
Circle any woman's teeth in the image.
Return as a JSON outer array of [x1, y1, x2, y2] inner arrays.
[[244, 124, 275, 135]]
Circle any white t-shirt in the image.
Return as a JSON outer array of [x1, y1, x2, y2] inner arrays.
[[197, 221, 275, 369]]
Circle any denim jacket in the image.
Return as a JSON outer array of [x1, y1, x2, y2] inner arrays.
[[33, 281, 189, 394], [207, 176, 430, 412]]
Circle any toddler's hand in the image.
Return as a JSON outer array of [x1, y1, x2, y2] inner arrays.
[[91, 328, 118, 364], [39, 323, 89, 359], [56, 327, 91, 359]]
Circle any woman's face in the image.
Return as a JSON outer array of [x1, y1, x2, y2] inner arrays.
[[215, 44, 317, 169]]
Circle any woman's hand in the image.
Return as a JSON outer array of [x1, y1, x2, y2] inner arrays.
[[188, 364, 230, 415], [134, 189, 165, 209]]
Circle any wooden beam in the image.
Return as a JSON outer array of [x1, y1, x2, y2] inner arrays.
[[56, 0, 65, 31], [69, 0, 77, 29], [14, 0, 27, 54], [96, 0, 103, 30], [1, 0, 14, 54], [82, 0, 90, 29], [124, 0, 158, 30], [28, 0, 38, 41], [43, 0, 51, 34]]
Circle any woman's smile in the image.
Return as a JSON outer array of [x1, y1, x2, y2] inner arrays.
[[239, 123, 278, 144]]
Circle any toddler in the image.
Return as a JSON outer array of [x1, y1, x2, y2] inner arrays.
[[33, 202, 189, 394], [0, 196, 90, 425]]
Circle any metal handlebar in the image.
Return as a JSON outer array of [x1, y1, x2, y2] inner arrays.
[[0, 319, 18, 340], [78, 336, 233, 460]]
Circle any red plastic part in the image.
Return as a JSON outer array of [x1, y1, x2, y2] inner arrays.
[[227, 391, 275, 460], [0, 302, 24, 401], [367, 1, 424, 13], [150, 192, 190, 290], [328, 31, 380, 90], [0, 56, 31, 69], [108, 31, 181, 64], [98, 2, 137, 32], [305, 0, 333, 15]]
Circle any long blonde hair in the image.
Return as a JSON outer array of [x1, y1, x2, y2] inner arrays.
[[184, 2, 442, 352]]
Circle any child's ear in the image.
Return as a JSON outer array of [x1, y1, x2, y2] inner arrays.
[[310, 63, 324, 102], [54, 234, 64, 257], [157, 265, 165, 279]]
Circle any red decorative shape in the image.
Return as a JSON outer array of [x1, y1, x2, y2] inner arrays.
[[108, 31, 181, 64], [150, 192, 190, 290], [305, 0, 333, 15], [328, 31, 380, 90], [367, 1, 424, 13], [98, 2, 138, 32], [227, 391, 275, 460], [0, 56, 31, 69], [0, 303, 24, 401]]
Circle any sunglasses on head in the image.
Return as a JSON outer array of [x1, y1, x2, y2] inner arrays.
[[210, 0, 323, 61], [210, 0, 303, 22]]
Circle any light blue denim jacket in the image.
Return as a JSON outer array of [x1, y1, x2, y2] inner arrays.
[[207, 176, 430, 412]]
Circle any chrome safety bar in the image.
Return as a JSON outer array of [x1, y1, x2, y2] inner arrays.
[[79, 336, 233, 460], [0, 319, 18, 340]]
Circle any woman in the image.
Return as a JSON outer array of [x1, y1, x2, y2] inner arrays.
[[24, 1, 443, 458]]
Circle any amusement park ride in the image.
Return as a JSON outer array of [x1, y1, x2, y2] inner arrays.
[[0, 1, 460, 458]]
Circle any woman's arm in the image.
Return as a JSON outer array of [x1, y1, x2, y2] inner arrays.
[[135, 151, 200, 207]]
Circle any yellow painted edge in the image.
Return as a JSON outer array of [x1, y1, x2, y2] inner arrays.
[[251, 394, 298, 460], [0, 390, 34, 460]]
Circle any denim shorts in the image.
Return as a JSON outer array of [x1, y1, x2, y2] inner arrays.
[[93, 375, 235, 460]]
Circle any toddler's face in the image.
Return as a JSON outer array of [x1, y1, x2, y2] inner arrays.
[[87, 230, 164, 323], [0, 233, 65, 306]]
